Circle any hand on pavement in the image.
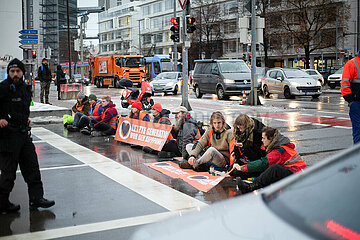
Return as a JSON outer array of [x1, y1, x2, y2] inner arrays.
[[188, 157, 196, 166]]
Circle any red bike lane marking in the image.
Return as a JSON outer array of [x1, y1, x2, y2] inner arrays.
[[252, 113, 352, 127]]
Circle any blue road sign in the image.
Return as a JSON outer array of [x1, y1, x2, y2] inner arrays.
[[19, 39, 38, 45], [19, 29, 38, 35], [19, 35, 38, 40], [77, 10, 89, 17]]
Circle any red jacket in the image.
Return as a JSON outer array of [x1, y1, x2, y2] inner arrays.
[[341, 55, 360, 103], [94, 101, 118, 128]]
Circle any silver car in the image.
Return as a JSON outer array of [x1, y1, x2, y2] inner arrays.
[[304, 69, 325, 86], [262, 68, 322, 99], [150, 72, 182, 95], [131, 144, 360, 240]]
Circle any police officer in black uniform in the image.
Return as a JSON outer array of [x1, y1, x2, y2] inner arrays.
[[0, 58, 55, 213]]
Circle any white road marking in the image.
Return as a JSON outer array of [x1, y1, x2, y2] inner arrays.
[[31, 127, 207, 212], [16, 164, 88, 174], [1, 211, 185, 240]]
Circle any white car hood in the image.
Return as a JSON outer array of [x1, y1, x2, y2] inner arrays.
[[287, 77, 318, 86]]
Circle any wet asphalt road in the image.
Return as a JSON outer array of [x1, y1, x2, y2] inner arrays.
[[0, 82, 352, 239]]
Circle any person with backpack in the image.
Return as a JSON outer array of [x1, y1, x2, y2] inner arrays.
[[180, 111, 234, 171], [234, 127, 307, 194], [37, 58, 52, 104], [143, 103, 172, 154], [158, 106, 201, 159]]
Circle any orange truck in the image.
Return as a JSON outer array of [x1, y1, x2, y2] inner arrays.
[[90, 55, 145, 88]]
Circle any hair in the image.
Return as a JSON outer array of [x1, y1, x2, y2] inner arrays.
[[210, 111, 225, 126], [262, 127, 278, 139], [233, 114, 253, 130], [101, 96, 111, 102]]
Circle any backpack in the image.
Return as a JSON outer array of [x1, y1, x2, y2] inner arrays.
[[194, 121, 209, 136]]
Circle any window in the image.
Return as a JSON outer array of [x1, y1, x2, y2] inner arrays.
[[224, 1, 238, 15], [109, 44, 114, 51], [224, 20, 236, 34], [119, 16, 130, 27], [165, 0, 174, 10], [154, 62, 161, 75], [269, 71, 277, 78], [151, 17, 162, 29], [30, 14, 33, 20], [153, 2, 162, 13], [101, 34, 107, 41], [154, 33, 163, 43], [117, 0, 122, 6], [29, 0, 33, 5], [116, 43, 121, 50], [163, 15, 172, 27], [276, 71, 284, 80], [224, 40, 236, 53], [142, 5, 151, 15], [143, 34, 152, 44]]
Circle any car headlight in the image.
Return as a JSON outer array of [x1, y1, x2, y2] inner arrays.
[[224, 79, 235, 84], [316, 80, 322, 86], [166, 82, 174, 86]]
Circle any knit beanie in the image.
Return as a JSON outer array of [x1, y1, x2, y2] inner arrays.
[[151, 103, 162, 112], [132, 101, 142, 110], [77, 92, 85, 100], [88, 94, 97, 101], [7, 58, 26, 74]]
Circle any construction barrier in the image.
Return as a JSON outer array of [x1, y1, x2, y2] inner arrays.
[[60, 83, 83, 100]]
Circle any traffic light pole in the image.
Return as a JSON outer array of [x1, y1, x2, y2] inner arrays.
[[247, 0, 258, 106], [181, 6, 191, 111], [173, 0, 178, 71], [66, 0, 72, 81]]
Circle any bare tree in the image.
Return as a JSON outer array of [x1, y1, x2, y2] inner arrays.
[[189, 0, 225, 60], [268, 0, 347, 68]]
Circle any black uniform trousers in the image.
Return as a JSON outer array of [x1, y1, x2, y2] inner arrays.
[[0, 131, 43, 203]]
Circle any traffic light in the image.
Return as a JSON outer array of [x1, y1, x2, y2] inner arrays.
[[170, 17, 180, 42], [186, 16, 196, 33], [31, 50, 36, 59]]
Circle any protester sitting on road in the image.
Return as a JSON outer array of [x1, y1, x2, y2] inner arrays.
[[128, 101, 150, 122], [143, 103, 172, 154], [77, 94, 103, 135], [89, 96, 119, 137], [230, 114, 266, 167], [234, 127, 307, 194], [159, 106, 201, 159], [67, 92, 91, 131], [180, 111, 234, 171]]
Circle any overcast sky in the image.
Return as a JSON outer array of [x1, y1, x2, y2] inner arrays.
[[78, 0, 99, 46]]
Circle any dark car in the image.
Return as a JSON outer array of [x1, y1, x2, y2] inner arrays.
[[131, 144, 360, 240]]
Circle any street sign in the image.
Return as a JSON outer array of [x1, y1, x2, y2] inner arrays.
[[178, 0, 187, 9], [60, 25, 80, 29], [77, 10, 89, 17], [19, 29, 38, 35], [19, 39, 38, 45], [22, 59, 36, 64], [19, 34, 38, 40], [19, 44, 38, 50], [340, 50, 345, 55]]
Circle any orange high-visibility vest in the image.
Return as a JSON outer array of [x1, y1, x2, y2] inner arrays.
[[76, 102, 85, 112], [158, 116, 173, 141], [90, 103, 102, 119], [280, 145, 307, 172], [101, 107, 118, 129], [139, 111, 150, 121]]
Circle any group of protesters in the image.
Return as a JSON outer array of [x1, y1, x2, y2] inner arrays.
[[64, 90, 307, 194]]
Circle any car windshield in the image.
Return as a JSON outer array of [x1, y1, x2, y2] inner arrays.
[[334, 67, 343, 74], [161, 62, 173, 72], [218, 61, 250, 73], [155, 72, 178, 80], [123, 57, 144, 68], [283, 69, 311, 78], [265, 147, 360, 239]]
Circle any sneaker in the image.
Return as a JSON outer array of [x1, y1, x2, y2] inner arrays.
[[29, 198, 55, 210], [0, 202, 20, 214], [179, 160, 192, 169], [158, 151, 175, 158], [80, 128, 91, 135], [67, 125, 79, 132], [45, 102, 52, 105]]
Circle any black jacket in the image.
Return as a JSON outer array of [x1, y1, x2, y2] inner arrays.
[[153, 109, 171, 125], [0, 77, 32, 139], [56, 68, 66, 90], [38, 64, 52, 82]]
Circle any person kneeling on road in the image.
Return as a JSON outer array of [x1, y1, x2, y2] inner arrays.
[[89, 96, 119, 137], [233, 127, 307, 194], [67, 92, 90, 132], [79, 94, 103, 135], [143, 103, 172, 154], [181, 111, 234, 171]]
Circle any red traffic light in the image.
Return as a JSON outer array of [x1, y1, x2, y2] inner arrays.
[[170, 18, 179, 25], [186, 17, 195, 24], [31, 50, 37, 59], [186, 16, 196, 33]]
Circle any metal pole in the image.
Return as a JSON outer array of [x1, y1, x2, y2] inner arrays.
[[80, 16, 84, 80], [341, 5, 345, 65], [336, 14, 338, 66], [248, 0, 258, 105], [66, 0, 72, 80], [358, 0, 360, 50], [181, 6, 191, 110], [173, 0, 178, 71]]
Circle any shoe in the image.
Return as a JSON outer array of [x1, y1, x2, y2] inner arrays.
[[158, 151, 175, 158], [179, 160, 192, 169], [45, 102, 52, 105], [0, 202, 20, 214], [29, 198, 55, 210], [80, 128, 91, 135], [67, 126, 79, 132], [143, 146, 157, 154], [236, 177, 261, 194]]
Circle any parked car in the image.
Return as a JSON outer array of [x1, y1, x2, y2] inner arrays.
[[262, 68, 322, 99], [70, 74, 90, 85], [304, 69, 325, 86], [327, 67, 343, 89], [192, 59, 254, 100], [131, 144, 360, 240], [256, 67, 268, 94], [150, 72, 182, 95]]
